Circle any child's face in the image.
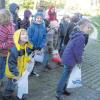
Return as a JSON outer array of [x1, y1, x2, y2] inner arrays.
[[83, 23, 92, 34], [19, 30, 28, 43], [15, 8, 19, 14], [64, 16, 70, 22], [35, 16, 43, 24], [51, 8, 55, 13]]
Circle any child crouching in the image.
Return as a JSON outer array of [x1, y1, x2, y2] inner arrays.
[[3, 29, 33, 100]]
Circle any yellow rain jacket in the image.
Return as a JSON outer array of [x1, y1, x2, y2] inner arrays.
[[5, 29, 33, 78]]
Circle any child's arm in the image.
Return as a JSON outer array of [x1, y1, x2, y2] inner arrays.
[[41, 27, 47, 48], [0, 24, 14, 49], [8, 48, 19, 77], [59, 23, 64, 37], [73, 36, 85, 64], [27, 25, 34, 45]]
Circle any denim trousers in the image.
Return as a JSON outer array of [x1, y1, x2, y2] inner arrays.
[[3, 78, 17, 96], [56, 64, 73, 96], [0, 56, 7, 79]]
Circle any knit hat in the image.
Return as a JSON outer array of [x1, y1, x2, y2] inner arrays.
[[34, 12, 44, 19], [9, 3, 19, 14], [24, 9, 32, 18]]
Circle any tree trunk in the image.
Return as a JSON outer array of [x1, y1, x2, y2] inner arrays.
[[0, 0, 5, 9]]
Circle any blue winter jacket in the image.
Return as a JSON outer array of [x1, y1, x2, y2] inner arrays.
[[62, 30, 85, 67], [27, 22, 46, 49]]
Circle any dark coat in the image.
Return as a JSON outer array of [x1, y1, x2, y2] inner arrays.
[[62, 31, 85, 66]]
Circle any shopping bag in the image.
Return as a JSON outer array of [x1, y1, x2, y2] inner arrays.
[[17, 60, 35, 99], [51, 50, 61, 63], [34, 53, 44, 63], [67, 65, 82, 88]]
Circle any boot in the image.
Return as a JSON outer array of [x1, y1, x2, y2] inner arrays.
[[63, 84, 71, 96], [2, 96, 12, 100], [63, 90, 71, 96], [56, 95, 64, 100]]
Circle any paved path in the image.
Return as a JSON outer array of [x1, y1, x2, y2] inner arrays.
[[27, 39, 100, 100], [0, 39, 100, 100]]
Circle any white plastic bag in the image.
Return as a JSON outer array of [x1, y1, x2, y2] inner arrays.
[[17, 60, 35, 99], [67, 65, 82, 88], [34, 53, 44, 63], [17, 73, 28, 99]]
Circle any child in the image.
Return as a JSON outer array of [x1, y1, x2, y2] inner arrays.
[[58, 14, 70, 52], [27, 12, 46, 75], [43, 20, 59, 70], [9, 3, 21, 30], [21, 9, 32, 30], [0, 9, 14, 87], [28, 12, 46, 51], [3, 29, 33, 100], [56, 19, 92, 100], [47, 6, 57, 21]]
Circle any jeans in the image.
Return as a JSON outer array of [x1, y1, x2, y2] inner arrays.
[[3, 78, 17, 96], [56, 64, 73, 96], [0, 56, 6, 79], [43, 47, 52, 67]]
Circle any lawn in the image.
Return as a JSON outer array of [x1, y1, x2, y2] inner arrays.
[[90, 16, 100, 40]]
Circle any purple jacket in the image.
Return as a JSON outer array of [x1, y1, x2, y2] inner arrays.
[[62, 31, 85, 67]]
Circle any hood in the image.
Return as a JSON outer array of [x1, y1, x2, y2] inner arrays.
[[9, 3, 19, 14], [48, 6, 55, 14], [69, 29, 84, 40], [24, 9, 31, 18], [48, 6, 55, 11], [34, 12, 44, 20], [13, 29, 24, 51]]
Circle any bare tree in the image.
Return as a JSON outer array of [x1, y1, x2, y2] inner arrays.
[[0, 0, 5, 9]]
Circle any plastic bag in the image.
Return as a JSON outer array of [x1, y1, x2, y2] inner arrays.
[[67, 65, 82, 88], [51, 50, 61, 63], [34, 53, 44, 63], [17, 60, 35, 99]]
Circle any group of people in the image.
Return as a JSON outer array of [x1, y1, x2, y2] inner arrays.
[[0, 2, 92, 100]]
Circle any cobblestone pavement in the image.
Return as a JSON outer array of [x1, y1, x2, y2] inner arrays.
[[0, 39, 100, 100], [27, 39, 100, 100]]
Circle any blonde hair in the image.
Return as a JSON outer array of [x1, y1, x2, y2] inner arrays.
[[77, 18, 90, 26], [0, 9, 10, 25]]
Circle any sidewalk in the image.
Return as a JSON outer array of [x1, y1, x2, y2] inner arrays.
[[0, 39, 100, 100], [27, 39, 100, 100]]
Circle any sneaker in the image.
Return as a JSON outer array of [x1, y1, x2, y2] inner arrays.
[[22, 94, 28, 100], [32, 72, 40, 77], [56, 95, 64, 100], [45, 64, 52, 70], [57, 62, 63, 67], [63, 90, 71, 96], [2, 96, 14, 100], [29, 71, 40, 77]]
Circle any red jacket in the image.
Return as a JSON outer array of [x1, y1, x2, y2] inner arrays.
[[48, 6, 57, 21]]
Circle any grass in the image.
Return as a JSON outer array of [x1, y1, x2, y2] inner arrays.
[[90, 16, 100, 40]]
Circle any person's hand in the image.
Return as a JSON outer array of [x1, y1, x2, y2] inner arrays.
[[77, 63, 82, 68], [36, 48, 44, 55], [40, 48, 44, 53], [13, 75, 21, 81]]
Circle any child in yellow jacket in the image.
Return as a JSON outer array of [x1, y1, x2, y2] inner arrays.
[[3, 29, 33, 100]]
